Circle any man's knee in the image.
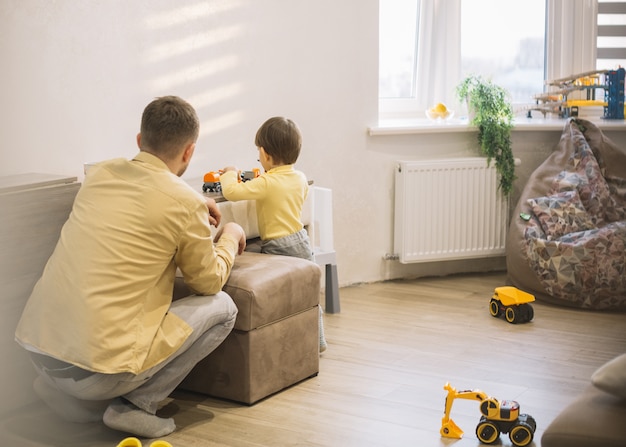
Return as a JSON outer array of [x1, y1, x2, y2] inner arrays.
[[170, 291, 237, 334]]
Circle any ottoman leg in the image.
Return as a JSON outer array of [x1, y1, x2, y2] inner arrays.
[[325, 263, 340, 313]]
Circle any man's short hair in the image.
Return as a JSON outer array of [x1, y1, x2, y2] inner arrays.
[[255, 117, 302, 165], [140, 96, 199, 159]]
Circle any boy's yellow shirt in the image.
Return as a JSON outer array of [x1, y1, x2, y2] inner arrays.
[[221, 164, 308, 240]]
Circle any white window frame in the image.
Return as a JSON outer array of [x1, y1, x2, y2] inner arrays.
[[379, 0, 599, 120]]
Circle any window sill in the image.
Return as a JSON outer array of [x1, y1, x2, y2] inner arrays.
[[368, 116, 626, 136]]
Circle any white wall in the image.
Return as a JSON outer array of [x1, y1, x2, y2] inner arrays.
[[3, 1, 625, 287], [1, 0, 378, 176]]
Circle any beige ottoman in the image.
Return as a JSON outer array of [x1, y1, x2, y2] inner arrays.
[[177, 251, 321, 405]]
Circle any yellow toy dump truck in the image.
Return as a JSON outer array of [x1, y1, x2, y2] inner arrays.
[[441, 382, 536, 446], [490, 286, 535, 324]]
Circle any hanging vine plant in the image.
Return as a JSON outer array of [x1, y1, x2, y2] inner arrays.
[[456, 75, 516, 196]]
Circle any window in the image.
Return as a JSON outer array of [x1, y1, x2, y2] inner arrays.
[[460, 0, 545, 104], [379, 0, 598, 119], [378, 0, 420, 99]]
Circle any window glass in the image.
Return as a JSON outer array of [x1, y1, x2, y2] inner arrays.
[[379, 0, 419, 99], [379, 0, 546, 112], [460, 0, 546, 104]]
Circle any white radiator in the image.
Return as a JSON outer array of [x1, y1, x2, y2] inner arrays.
[[394, 158, 509, 264]]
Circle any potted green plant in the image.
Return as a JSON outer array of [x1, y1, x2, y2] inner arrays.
[[456, 75, 515, 196]]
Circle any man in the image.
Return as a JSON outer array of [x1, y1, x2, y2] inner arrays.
[[15, 96, 246, 438]]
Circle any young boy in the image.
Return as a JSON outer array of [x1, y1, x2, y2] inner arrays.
[[220, 116, 327, 352]]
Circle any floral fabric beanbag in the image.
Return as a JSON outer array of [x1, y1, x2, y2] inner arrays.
[[527, 190, 595, 240], [506, 119, 626, 310]]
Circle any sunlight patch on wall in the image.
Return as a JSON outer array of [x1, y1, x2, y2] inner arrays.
[[188, 83, 244, 110], [143, 1, 241, 30], [142, 1, 246, 150], [144, 26, 243, 63], [200, 111, 245, 137], [148, 55, 239, 91]]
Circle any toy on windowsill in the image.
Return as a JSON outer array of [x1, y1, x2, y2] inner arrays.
[[202, 168, 261, 193], [490, 286, 535, 324], [441, 382, 536, 447], [527, 67, 625, 119]]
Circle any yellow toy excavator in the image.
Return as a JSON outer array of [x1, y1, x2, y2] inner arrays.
[[440, 382, 536, 447]]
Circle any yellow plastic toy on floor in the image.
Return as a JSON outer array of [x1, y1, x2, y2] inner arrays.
[[116, 438, 173, 447], [441, 382, 536, 447], [116, 439, 142, 447]]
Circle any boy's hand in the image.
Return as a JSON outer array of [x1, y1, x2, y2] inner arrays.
[[222, 166, 238, 173]]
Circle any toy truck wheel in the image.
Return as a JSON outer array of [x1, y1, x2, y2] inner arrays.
[[509, 421, 534, 447], [476, 418, 500, 444], [505, 306, 518, 324], [520, 303, 534, 323], [520, 413, 537, 432], [489, 299, 502, 317]]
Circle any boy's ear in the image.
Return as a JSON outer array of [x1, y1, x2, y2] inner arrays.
[[259, 146, 271, 162]]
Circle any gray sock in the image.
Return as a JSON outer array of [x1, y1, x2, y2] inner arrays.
[[103, 398, 176, 438]]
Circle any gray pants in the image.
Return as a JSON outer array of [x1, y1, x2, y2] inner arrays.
[[261, 229, 314, 261], [31, 291, 237, 415]]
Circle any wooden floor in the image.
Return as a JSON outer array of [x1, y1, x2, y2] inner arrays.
[[1, 272, 625, 446]]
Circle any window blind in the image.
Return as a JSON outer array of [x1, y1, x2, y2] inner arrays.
[[597, 1, 626, 66]]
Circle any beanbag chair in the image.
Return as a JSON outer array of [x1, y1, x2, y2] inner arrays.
[[506, 118, 626, 310]]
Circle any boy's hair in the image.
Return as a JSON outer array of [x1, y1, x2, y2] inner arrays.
[[140, 96, 199, 160], [255, 117, 302, 165]]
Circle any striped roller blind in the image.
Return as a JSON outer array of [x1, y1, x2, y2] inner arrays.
[[597, 1, 626, 67]]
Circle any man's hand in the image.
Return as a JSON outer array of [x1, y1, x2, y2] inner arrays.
[[205, 197, 221, 227], [215, 222, 246, 255]]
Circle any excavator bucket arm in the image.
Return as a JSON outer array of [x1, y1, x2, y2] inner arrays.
[[440, 382, 490, 440], [441, 418, 464, 439], [441, 383, 464, 439]]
